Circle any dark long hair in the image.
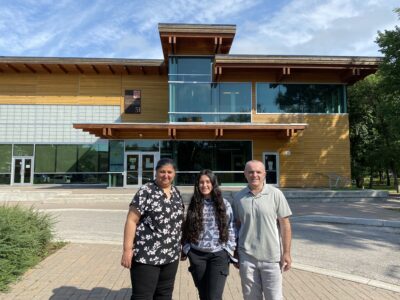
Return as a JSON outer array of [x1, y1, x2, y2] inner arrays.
[[183, 169, 228, 244]]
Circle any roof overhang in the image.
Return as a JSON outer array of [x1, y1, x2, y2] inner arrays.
[[73, 122, 307, 140], [158, 23, 236, 59], [214, 55, 382, 84], [0, 56, 166, 75]]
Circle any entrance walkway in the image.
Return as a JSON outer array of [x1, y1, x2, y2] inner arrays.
[[1, 243, 399, 300]]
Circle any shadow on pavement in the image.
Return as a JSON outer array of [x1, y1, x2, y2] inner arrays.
[[49, 286, 131, 299]]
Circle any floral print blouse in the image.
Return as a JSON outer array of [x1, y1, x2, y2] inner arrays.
[[130, 181, 184, 265]]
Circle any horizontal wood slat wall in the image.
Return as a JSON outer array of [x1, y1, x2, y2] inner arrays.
[[0, 73, 168, 122], [253, 115, 350, 188]]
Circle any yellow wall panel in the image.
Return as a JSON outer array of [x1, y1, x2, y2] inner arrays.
[[253, 115, 350, 187], [121, 75, 169, 123]]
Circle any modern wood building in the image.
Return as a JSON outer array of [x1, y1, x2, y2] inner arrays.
[[0, 23, 380, 187]]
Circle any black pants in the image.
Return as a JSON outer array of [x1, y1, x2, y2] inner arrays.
[[188, 248, 230, 300], [130, 259, 179, 300]]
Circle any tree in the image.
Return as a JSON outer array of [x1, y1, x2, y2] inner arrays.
[[348, 8, 400, 192], [376, 8, 400, 192]]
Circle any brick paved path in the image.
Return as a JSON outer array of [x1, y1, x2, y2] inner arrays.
[[1, 243, 399, 300]]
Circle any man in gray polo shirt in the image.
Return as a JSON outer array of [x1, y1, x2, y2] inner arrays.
[[232, 160, 292, 300]]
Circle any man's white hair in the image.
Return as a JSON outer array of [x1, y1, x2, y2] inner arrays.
[[244, 160, 266, 172]]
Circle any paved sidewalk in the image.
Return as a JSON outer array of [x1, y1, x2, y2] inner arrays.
[[1, 243, 399, 300]]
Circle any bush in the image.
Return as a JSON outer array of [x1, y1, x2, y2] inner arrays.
[[0, 205, 54, 291]]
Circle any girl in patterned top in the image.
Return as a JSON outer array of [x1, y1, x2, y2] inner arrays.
[[121, 158, 184, 300], [182, 169, 236, 300]]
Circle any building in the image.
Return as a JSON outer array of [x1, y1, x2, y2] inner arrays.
[[0, 24, 380, 187]]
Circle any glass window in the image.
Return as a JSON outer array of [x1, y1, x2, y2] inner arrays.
[[218, 83, 252, 113], [109, 140, 124, 172], [161, 141, 251, 185], [125, 140, 159, 152], [13, 144, 34, 156], [169, 82, 252, 123], [98, 143, 109, 172], [56, 145, 77, 172], [0, 144, 12, 173], [256, 83, 346, 113], [77, 145, 98, 172], [169, 57, 212, 82], [35, 145, 56, 172]]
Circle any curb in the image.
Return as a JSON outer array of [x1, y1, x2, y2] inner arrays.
[[293, 263, 400, 293], [291, 215, 400, 228]]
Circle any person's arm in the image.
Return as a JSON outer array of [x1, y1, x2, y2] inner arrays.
[[120, 207, 141, 269], [278, 216, 292, 272]]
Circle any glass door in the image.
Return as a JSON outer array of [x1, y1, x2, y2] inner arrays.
[[263, 152, 279, 186], [12, 157, 33, 185], [125, 152, 159, 187]]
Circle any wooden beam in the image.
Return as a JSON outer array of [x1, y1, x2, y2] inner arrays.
[[58, 64, 68, 74], [341, 68, 361, 83], [214, 37, 222, 54], [168, 36, 176, 54], [7, 63, 20, 73], [124, 65, 131, 75], [23, 64, 36, 73], [215, 128, 219, 138], [140, 66, 146, 75], [41, 64, 52, 74], [91, 65, 100, 74], [75, 64, 84, 74], [0, 67, 3, 73], [108, 65, 115, 75], [220, 128, 223, 137], [214, 66, 222, 82], [276, 67, 291, 82], [158, 66, 163, 75]]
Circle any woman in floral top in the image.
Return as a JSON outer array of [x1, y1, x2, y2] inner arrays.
[[121, 158, 184, 300], [182, 169, 236, 300]]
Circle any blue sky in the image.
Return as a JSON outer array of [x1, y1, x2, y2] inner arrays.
[[0, 0, 398, 59]]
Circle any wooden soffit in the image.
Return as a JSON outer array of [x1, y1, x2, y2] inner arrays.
[[158, 23, 236, 59], [0, 57, 166, 75], [73, 122, 307, 140], [214, 55, 382, 84]]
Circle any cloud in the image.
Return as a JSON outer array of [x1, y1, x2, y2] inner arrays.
[[0, 0, 398, 58], [232, 0, 400, 56]]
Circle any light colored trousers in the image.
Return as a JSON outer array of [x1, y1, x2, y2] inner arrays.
[[239, 251, 283, 300]]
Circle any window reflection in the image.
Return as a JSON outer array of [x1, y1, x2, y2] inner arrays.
[[256, 83, 346, 113]]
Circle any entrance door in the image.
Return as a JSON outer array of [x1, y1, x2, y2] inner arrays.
[[125, 152, 159, 187], [12, 157, 34, 185], [263, 152, 279, 186]]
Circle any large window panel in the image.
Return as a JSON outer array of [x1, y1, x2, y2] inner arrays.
[[35, 145, 56, 172], [218, 83, 252, 113], [256, 83, 346, 113], [109, 140, 124, 172], [56, 145, 77, 172], [13, 144, 34, 156], [160, 141, 251, 185], [0, 144, 12, 173], [169, 57, 212, 82], [77, 145, 98, 172]]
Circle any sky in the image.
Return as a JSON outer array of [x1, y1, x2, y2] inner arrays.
[[0, 0, 398, 59]]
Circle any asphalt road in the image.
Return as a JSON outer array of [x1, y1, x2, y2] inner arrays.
[[46, 208, 400, 286]]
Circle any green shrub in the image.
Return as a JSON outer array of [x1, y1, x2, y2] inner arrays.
[[0, 205, 54, 291]]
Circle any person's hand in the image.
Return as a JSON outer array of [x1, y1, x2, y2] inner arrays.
[[280, 252, 292, 272], [121, 249, 134, 269]]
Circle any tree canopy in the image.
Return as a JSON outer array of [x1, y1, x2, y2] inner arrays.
[[348, 8, 400, 192]]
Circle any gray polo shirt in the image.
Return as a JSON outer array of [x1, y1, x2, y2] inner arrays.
[[232, 184, 292, 262]]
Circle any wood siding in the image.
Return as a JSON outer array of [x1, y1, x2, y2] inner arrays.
[[0, 73, 168, 122], [252, 114, 350, 188]]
